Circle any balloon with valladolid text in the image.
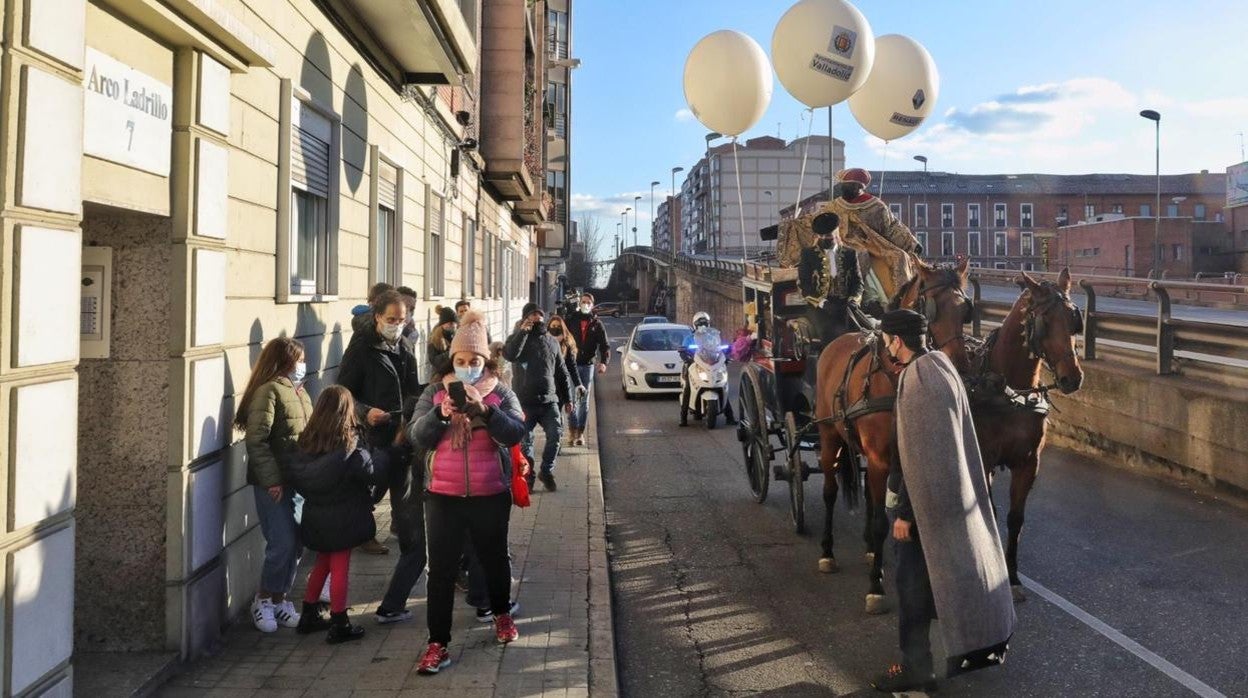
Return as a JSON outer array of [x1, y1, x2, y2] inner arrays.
[[771, 0, 876, 108]]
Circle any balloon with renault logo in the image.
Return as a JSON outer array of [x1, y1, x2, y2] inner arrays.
[[848, 34, 940, 141], [771, 0, 876, 108], [682, 30, 773, 137]]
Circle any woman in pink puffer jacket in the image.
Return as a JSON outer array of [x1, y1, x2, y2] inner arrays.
[[407, 311, 527, 676]]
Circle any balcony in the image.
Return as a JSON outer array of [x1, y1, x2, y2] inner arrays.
[[336, 0, 478, 84], [479, 0, 540, 201]]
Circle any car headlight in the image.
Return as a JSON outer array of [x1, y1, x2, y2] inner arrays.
[[697, 370, 709, 381], [629, 361, 641, 372]]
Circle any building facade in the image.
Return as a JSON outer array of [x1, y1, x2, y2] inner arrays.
[[0, 0, 556, 694], [680, 136, 843, 258], [788, 170, 1228, 274], [540, 0, 575, 308], [1057, 217, 1233, 278], [1227, 161, 1248, 274], [654, 195, 682, 253]]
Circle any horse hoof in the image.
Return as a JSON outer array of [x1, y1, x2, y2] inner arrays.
[[818, 557, 839, 574], [865, 594, 890, 615], [1011, 585, 1027, 603]]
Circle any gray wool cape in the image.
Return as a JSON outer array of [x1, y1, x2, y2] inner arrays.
[[895, 350, 1016, 672]]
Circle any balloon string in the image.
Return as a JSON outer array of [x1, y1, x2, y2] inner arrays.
[[733, 137, 748, 265], [877, 141, 890, 199], [793, 108, 815, 214]]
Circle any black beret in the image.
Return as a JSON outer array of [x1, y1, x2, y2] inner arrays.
[[880, 309, 927, 338]]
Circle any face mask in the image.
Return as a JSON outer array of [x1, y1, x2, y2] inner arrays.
[[531, 321, 547, 335], [380, 323, 403, 341], [817, 237, 834, 250], [550, 327, 563, 337], [444, 329, 457, 342], [455, 365, 484, 384], [581, 303, 593, 314], [290, 361, 307, 384]]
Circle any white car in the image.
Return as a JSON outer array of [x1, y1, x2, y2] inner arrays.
[[619, 323, 693, 398]]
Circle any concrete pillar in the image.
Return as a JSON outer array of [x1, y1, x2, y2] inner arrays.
[[0, 0, 87, 694]]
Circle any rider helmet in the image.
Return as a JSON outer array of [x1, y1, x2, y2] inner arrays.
[[692, 311, 711, 329]]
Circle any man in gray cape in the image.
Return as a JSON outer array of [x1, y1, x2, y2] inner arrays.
[[873, 309, 1015, 693]]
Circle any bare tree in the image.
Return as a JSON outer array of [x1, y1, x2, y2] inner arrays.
[[566, 213, 605, 291]]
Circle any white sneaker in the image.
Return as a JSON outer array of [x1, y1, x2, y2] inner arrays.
[[319, 578, 331, 604], [251, 596, 278, 633], [274, 600, 301, 628]]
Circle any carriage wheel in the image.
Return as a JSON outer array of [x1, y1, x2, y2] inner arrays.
[[739, 369, 770, 503], [784, 411, 807, 535]]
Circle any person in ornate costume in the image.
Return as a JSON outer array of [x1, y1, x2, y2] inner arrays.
[[822, 168, 921, 316], [796, 211, 867, 342]]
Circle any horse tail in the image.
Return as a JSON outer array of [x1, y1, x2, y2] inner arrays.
[[838, 445, 860, 510]]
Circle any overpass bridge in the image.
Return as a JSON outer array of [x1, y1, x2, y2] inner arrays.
[[607, 246, 1248, 495]]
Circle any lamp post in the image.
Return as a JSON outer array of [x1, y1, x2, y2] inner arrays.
[[633, 195, 642, 247], [1140, 109, 1161, 277], [621, 207, 630, 251], [705, 132, 723, 260], [914, 154, 928, 172]]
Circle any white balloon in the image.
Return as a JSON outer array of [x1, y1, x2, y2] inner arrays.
[[683, 30, 773, 137], [848, 34, 940, 141], [771, 0, 876, 108]]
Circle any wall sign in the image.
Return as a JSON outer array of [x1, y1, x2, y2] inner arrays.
[[82, 48, 172, 176]]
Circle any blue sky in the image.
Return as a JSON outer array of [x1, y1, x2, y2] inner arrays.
[[569, 0, 1248, 248]]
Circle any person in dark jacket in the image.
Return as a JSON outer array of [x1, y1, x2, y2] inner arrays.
[[563, 292, 610, 446], [427, 305, 458, 378], [233, 337, 314, 633], [503, 303, 573, 491], [548, 315, 587, 445], [337, 289, 424, 555], [799, 212, 868, 342], [351, 282, 395, 334], [411, 311, 528, 675], [286, 386, 393, 644]]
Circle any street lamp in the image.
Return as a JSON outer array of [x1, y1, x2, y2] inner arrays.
[[621, 207, 631, 252], [649, 181, 660, 249], [633, 195, 642, 247], [914, 154, 928, 172], [1140, 109, 1161, 277], [705, 132, 724, 261]]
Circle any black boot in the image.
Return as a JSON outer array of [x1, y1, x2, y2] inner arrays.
[[297, 601, 331, 634], [326, 611, 365, 644]]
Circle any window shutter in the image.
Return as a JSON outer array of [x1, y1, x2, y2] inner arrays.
[[291, 101, 332, 198], [378, 160, 398, 210]]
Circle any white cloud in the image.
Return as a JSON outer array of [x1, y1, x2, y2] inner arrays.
[[674, 108, 695, 123], [570, 191, 659, 245], [862, 77, 1242, 174]]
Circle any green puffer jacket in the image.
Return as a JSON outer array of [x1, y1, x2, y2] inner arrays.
[[244, 378, 313, 488]]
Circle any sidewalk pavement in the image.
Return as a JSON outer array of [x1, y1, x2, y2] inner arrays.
[[161, 396, 617, 698]]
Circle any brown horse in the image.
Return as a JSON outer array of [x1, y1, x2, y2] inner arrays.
[[966, 268, 1085, 601], [813, 257, 974, 614]]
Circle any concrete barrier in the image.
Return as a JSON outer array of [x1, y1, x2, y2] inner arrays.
[[1049, 362, 1248, 496]]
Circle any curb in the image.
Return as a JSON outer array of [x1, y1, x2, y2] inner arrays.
[[582, 381, 621, 697]]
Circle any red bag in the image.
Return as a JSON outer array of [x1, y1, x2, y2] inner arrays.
[[510, 444, 531, 507]]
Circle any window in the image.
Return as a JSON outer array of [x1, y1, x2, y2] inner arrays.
[[545, 81, 567, 138], [967, 203, 981, 228], [425, 187, 445, 297], [462, 215, 476, 297], [1167, 204, 1179, 217], [914, 203, 928, 227], [1195, 203, 1207, 221], [546, 9, 568, 59], [282, 86, 340, 300], [1022, 262, 1035, 271], [1140, 203, 1151, 216], [1020, 232, 1034, 256], [547, 170, 566, 224], [941, 231, 954, 257], [915, 231, 928, 255], [371, 152, 401, 286], [889, 203, 902, 221], [1111, 203, 1123, 214], [941, 203, 954, 228], [994, 231, 1008, 256], [1020, 203, 1033, 228], [967, 231, 981, 257], [1057, 205, 1068, 223], [1084, 204, 1096, 219], [994, 261, 1008, 270], [1172, 244, 1183, 261], [993, 203, 1007, 227], [482, 233, 494, 298], [969, 261, 983, 268]]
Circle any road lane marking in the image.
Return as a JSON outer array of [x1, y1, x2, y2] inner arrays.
[[1019, 574, 1226, 698]]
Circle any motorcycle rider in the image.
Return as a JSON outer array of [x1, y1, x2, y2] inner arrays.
[[679, 312, 736, 427]]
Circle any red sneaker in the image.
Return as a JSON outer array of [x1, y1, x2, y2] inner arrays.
[[416, 642, 451, 675], [494, 613, 519, 643]]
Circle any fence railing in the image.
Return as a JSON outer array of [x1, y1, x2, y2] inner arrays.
[[970, 268, 1248, 309]]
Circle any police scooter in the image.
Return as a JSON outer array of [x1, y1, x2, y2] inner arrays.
[[679, 323, 734, 429]]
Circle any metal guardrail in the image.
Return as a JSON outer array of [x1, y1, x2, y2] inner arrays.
[[971, 268, 1248, 309]]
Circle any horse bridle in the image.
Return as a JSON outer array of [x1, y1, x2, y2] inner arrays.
[[1023, 282, 1084, 373], [913, 280, 974, 351]]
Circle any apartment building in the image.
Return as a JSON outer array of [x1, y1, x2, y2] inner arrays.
[[0, 0, 556, 693]]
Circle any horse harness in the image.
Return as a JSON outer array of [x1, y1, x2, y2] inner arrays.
[[914, 278, 974, 352], [1023, 282, 1084, 376]]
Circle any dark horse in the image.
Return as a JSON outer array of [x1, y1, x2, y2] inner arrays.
[[966, 269, 1085, 601], [813, 257, 974, 614]]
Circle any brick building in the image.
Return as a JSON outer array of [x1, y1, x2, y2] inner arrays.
[[1226, 161, 1248, 274], [655, 195, 682, 252], [785, 169, 1228, 273], [1058, 217, 1233, 278]]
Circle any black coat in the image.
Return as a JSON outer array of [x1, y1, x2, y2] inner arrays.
[[503, 328, 573, 407], [286, 446, 391, 552], [564, 311, 611, 366], [337, 327, 424, 448]]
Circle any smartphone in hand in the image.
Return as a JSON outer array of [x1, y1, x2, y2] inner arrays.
[[447, 380, 468, 410]]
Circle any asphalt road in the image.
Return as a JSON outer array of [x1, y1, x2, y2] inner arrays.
[[978, 284, 1246, 327], [596, 317, 1248, 697]]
